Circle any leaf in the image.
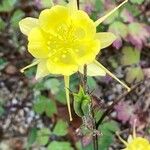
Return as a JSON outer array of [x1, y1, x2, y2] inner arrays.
[[0, 0, 17, 12], [125, 3, 141, 17], [84, 143, 93, 150], [108, 57, 118, 69], [120, 9, 134, 23], [37, 128, 51, 145], [98, 121, 119, 150], [47, 141, 73, 150], [0, 58, 7, 70], [33, 96, 46, 114], [73, 87, 91, 117], [121, 47, 140, 66], [95, 0, 104, 13], [40, 0, 53, 8], [56, 90, 67, 104], [27, 128, 37, 148], [11, 9, 25, 28], [33, 95, 57, 117], [0, 106, 5, 116], [44, 78, 61, 94], [0, 18, 6, 30], [126, 67, 144, 83], [130, 0, 144, 4], [45, 99, 57, 117], [114, 101, 135, 124], [108, 21, 128, 38], [87, 77, 97, 90], [53, 120, 68, 136], [127, 23, 149, 49]]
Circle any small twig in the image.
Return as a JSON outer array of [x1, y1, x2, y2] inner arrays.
[[83, 64, 87, 92], [96, 82, 142, 129], [77, 0, 80, 9]]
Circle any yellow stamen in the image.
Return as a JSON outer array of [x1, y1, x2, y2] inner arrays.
[[64, 76, 73, 121], [94, 60, 131, 92], [95, 0, 128, 27]]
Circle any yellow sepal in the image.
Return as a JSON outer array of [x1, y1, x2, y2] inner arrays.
[[94, 60, 131, 92], [96, 32, 117, 49], [19, 17, 38, 36]]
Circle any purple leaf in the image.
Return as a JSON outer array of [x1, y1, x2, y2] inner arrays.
[[126, 23, 150, 49], [114, 101, 135, 124], [121, 9, 134, 23], [113, 38, 122, 49]]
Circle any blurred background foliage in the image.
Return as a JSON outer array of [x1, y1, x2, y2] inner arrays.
[[0, 0, 149, 150]]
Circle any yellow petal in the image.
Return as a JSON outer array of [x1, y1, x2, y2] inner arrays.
[[64, 76, 73, 121], [74, 39, 100, 65], [96, 32, 117, 49], [19, 17, 39, 36], [39, 6, 69, 33], [46, 51, 78, 76], [35, 59, 50, 79], [71, 10, 96, 39], [20, 59, 40, 73], [28, 27, 49, 58], [94, 60, 131, 92], [79, 62, 106, 76], [95, 0, 128, 27]]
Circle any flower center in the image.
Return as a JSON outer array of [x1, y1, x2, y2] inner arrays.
[[47, 23, 86, 63]]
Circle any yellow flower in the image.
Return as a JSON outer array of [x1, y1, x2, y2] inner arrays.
[[117, 121, 150, 150], [19, 0, 130, 121]]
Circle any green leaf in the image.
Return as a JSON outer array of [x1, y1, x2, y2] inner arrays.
[[108, 57, 118, 69], [37, 128, 51, 145], [0, 0, 17, 12], [47, 141, 73, 150], [95, 0, 104, 13], [56, 90, 67, 104], [0, 58, 7, 70], [10, 9, 25, 28], [126, 67, 144, 83], [0, 106, 5, 116], [125, 4, 141, 17], [121, 47, 140, 65], [98, 121, 119, 150], [130, 0, 144, 4], [53, 120, 68, 136], [0, 18, 6, 30], [84, 143, 93, 150], [33, 96, 46, 114], [41, 0, 53, 8], [87, 77, 97, 90], [109, 21, 128, 38], [34, 95, 57, 117], [27, 128, 37, 148], [44, 78, 61, 94], [73, 87, 91, 117], [45, 99, 57, 117]]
